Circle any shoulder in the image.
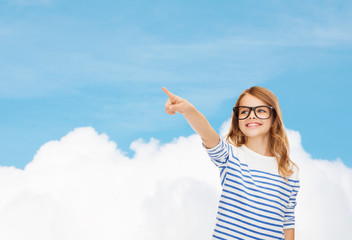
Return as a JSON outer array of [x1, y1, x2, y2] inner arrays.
[[219, 138, 242, 160]]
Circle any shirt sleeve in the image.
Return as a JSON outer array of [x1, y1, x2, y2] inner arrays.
[[283, 170, 300, 229], [201, 137, 229, 168]]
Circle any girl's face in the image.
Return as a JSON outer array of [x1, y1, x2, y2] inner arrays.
[[238, 94, 273, 140]]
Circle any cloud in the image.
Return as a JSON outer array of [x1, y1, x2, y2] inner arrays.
[[0, 123, 351, 239]]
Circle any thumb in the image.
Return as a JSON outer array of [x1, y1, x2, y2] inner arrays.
[[169, 102, 184, 114]]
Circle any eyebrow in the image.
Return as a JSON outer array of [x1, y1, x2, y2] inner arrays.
[[237, 105, 269, 107]]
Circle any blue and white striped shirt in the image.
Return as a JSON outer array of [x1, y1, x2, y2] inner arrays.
[[203, 138, 300, 240]]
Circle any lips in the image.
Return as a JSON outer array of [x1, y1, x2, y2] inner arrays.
[[246, 122, 262, 127]]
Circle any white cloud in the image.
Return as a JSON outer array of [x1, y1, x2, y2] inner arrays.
[[0, 123, 351, 239], [288, 130, 352, 239]]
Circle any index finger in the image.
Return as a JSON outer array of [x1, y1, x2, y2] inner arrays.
[[162, 87, 177, 99]]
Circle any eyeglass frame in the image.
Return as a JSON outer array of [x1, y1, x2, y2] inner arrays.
[[232, 105, 275, 120]]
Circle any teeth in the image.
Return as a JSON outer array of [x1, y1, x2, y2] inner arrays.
[[248, 124, 260, 127]]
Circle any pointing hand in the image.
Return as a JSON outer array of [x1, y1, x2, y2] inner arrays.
[[162, 87, 193, 115]]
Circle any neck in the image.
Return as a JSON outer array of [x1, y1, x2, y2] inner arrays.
[[245, 135, 273, 157]]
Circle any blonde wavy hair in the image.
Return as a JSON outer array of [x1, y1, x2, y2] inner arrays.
[[225, 86, 298, 181]]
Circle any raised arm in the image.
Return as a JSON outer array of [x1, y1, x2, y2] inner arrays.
[[162, 87, 220, 148]]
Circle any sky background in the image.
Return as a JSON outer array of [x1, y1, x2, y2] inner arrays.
[[0, 0, 351, 169], [0, 1, 352, 239]]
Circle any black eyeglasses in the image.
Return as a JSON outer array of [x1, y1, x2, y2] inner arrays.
[[233, 105, 275, 120]]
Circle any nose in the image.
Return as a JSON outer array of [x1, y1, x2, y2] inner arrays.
[[248, 109, 256, 119]]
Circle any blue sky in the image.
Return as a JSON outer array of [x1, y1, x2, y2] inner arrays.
[[0, 0, 351, 169]]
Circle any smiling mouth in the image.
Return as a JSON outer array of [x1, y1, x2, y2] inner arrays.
[[246, 123, 262, 128]]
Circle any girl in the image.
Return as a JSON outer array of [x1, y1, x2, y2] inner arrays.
[[162, 86, 300, 240]]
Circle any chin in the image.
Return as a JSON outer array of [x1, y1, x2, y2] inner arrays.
[[245, 133, 262, 138], [242, 130, 269, 138]]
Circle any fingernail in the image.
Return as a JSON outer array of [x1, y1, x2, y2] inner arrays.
[[169, 106, 172, 110]]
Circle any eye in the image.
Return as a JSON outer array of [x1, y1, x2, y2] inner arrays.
[[257, 107, 268, 113]]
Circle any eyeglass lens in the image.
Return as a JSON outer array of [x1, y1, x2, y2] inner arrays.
[[236, 106, 271, 120]]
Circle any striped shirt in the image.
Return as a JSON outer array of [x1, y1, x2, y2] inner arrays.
[[202, 138, 300, 240]]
